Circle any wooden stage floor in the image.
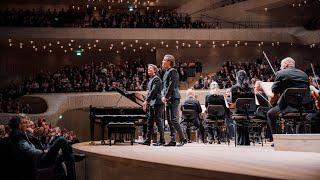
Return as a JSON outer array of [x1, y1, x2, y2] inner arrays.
[[73, 141, 320, 180]]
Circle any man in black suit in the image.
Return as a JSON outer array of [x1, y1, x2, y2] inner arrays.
[[141, 64, 165, 146], [267, 57, 311, 142], [161, 54, 187, 146], [180, 89, 203, 142]]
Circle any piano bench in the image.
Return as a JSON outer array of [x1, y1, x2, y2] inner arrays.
[[107, 122, 136, 146]]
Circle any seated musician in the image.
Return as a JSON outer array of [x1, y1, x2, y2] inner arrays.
[[230, 70, 254, 145], [180, 89, 203, 142], [307, 91, 320, 133], [205, 81, 232, 143], [267, 57, 312, 144]]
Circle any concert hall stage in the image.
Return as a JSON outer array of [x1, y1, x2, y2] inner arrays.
[[73, 142, 320, 180]]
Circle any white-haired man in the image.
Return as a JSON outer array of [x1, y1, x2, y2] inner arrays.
[[180, 89, 203, 142], [267, 57, 311, 144]]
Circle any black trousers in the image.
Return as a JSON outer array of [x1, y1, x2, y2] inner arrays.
[[166, 99, 185, 142], [267, 105, 281, 140], [40, 136, 75, 180], [181, 117, 205, 142], [146, 104, 165, 142]]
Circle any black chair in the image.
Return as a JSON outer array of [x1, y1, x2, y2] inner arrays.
[[232, 98, 256, 146], [206, 105, 230, 145], [180, 104, 199, 142], [250, 106, 269, 146], [279, 88, 314, 134]]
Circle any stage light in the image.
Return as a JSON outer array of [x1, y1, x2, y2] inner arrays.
[[59, 115, 63, 120], [99, 48, 102, 52], [49, 43, 52, 46], [135, 40, 139, 43]]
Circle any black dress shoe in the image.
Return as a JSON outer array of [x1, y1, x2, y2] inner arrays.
[[73, 153, 86, 162], [153, 141, 165, 146], [140, 140, 151, 146], [177, 138, 188, 147], [163, 141, 176, 146]]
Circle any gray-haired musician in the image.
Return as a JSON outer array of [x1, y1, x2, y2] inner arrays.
[[161, 54, 187, 146], [267, 57, 312, 143], [141, 64, 165, 146]]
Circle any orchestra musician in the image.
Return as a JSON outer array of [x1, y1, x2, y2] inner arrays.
[[267, 57, 312, 143], [141, 64, 165, 146], [229, 70, 255, 145], [161, 54, 187, 146], [180, 89, 203, 143], [205, 81, 233, 143]]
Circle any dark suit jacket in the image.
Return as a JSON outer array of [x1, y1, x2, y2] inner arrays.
[[162, 67, 181, 101], [272, 67, 311, 109], [146, 75, 163, 106], [181, 96, 202, 114]]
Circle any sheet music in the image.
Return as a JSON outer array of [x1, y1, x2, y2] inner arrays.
[[260, 82, 274, 97]]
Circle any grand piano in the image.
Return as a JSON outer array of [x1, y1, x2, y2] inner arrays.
[[89, 87, 148, 144]]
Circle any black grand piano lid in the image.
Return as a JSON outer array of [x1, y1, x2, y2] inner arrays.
[[115, 87, 146, 107]]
